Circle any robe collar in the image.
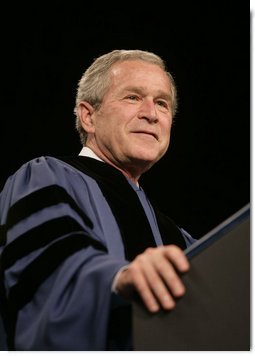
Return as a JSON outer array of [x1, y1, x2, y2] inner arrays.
[[59, 156, 186, 260]]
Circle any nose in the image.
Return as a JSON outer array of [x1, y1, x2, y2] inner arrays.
[[137, 98, 158, 123]]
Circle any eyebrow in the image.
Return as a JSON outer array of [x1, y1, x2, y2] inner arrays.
[[123, 86, 172, 103]]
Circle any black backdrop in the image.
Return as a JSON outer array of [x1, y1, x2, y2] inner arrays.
[[0, 3, 250, 238]]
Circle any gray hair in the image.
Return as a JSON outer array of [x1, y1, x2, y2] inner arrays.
[[74, 49, 178, 145]]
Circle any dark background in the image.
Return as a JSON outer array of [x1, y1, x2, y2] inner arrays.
[[0, 3, 250, 238]]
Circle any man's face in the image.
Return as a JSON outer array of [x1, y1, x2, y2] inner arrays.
[[89, 60, 173, 175]]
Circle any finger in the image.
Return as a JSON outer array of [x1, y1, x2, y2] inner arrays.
[[164, 245, 190, 273], [153, 256, 186, 298], [140, 260, 176, 310], [130, 265, 161, 312]]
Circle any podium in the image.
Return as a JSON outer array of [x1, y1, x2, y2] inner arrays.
[[133, 204, 250, 351]]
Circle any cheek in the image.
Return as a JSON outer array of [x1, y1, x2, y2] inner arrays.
[[97, 114, 125, 144], [103, 109, 131, 138], [162, 121, 172, 140]]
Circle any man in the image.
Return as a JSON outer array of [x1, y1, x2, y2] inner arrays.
[[0, 49, 196, 350]]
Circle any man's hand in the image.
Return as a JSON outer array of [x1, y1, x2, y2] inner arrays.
[[115, 245, 190, 312]]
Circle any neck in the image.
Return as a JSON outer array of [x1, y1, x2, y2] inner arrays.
[[85, 144, 146, 186]]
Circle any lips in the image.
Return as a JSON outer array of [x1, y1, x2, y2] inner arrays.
[[132, 131, 159, 141]]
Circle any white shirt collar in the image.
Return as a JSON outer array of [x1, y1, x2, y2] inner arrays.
[[78, 147, 104, 162]]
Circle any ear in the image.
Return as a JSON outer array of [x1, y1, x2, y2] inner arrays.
[[77, 101, 96, 133]]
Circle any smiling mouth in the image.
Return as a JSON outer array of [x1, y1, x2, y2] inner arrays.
[[132, 131, 159, 141]]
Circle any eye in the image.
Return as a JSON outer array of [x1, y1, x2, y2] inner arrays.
[[156, 100, 169, 110], [126, 95, 139, 101]]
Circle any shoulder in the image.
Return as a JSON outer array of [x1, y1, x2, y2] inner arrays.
[[0, 156, 91, 211], [3, 155, 86, 185]]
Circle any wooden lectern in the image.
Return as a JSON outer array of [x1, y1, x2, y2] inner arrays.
[[133, 204, 250, 351]]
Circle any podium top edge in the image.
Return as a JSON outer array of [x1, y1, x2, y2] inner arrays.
[[185, 203, 250, 259]]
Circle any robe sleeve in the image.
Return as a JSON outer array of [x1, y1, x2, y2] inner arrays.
[[0, 156, 129, 350], [179, 227, 197, 247]]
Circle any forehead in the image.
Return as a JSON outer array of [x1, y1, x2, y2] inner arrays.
[[109, 60, 171, 92]]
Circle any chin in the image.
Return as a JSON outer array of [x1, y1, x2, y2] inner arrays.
[[128, 153, 160, 169], [125, 144, 165, 167], [134, 148, 164, 162]]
